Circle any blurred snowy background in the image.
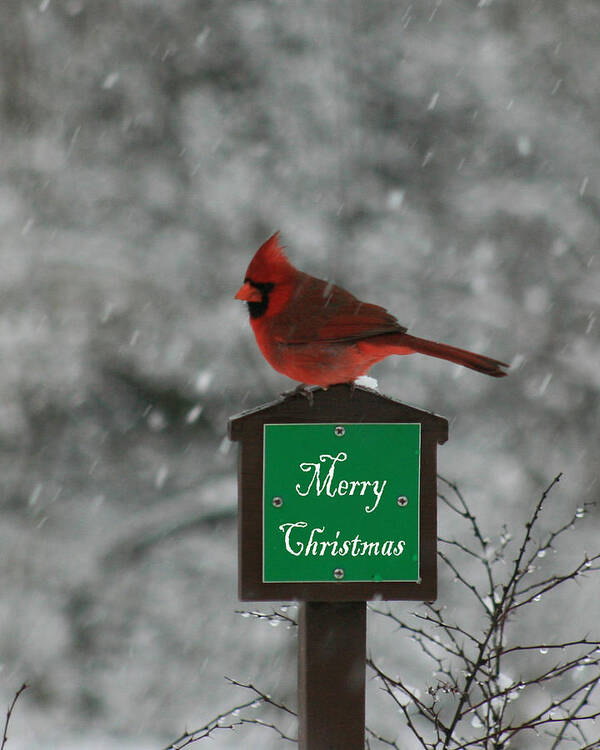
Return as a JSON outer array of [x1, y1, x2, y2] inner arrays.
[[0, 0, 598, 747]]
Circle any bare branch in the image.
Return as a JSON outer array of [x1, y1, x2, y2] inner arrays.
[[365, 725, 401, 749], [437, 475, 490, 555], [161, 697, 268, 749], [162, 678, 297, 749], [1, 684, 27, 750], [368, 658, 436, 749], [224, 676, 297, 717], [178, 473, 600, 750], [235, 608, 298, 628]]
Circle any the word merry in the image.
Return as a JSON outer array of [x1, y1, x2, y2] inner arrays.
[[295, 451, 387, 513]]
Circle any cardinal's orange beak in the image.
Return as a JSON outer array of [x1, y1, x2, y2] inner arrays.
[[235, 281, 262, 302]]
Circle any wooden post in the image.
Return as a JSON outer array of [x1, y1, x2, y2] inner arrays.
[[298, 601, 366, 749]]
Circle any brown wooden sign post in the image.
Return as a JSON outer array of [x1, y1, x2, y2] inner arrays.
[[229, 384, 448, 749]]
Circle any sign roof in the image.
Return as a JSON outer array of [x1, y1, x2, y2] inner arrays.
[[229, 384, 448, 443]]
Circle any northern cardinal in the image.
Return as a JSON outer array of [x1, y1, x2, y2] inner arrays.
[[235, 233, 508, 387]]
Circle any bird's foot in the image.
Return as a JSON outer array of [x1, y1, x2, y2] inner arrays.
[[280, 383, 315, 406]]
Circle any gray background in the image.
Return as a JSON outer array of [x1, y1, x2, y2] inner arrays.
[[0, 1, 598, 748]]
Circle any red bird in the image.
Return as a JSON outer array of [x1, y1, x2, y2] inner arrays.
[[235, 233, 508, 387]]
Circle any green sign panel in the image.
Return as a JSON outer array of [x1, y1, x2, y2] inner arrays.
[[263, 423, 421, 583]]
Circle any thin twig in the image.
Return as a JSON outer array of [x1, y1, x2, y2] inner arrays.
[[1, 685, 28, 750], [224, 676, 297, 717], [235, 609, 298, 627]]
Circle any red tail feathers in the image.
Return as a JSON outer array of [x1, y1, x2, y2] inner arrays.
[[400, 334, 508, 377]]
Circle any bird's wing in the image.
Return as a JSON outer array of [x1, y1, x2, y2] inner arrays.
[[274, 274, 407, 344]]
